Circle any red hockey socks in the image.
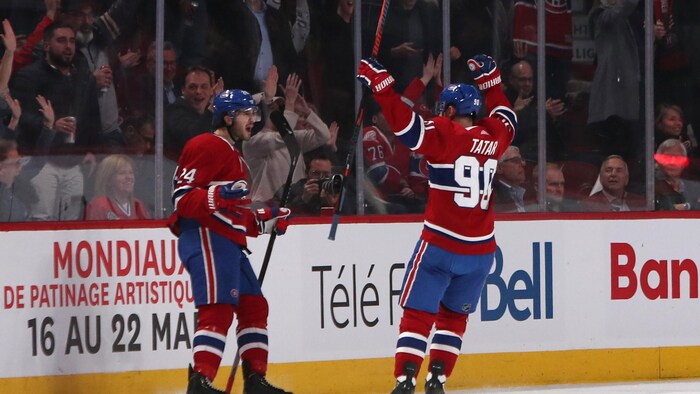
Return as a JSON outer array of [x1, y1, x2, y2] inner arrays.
[[430, 305, 468, 377], [394, 307, 436, 378], [236, 295, 270, 375], [192, 303, 235, 381]]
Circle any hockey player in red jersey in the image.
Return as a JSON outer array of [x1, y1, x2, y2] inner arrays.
[[171, 89, 292, 394], [357, 55, 518, 394]]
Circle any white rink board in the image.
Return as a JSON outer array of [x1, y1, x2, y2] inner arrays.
[[0, 219, 699, 378]]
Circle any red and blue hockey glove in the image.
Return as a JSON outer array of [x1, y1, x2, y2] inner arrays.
[[207, 180, 251, 213], [467, 54, 501, 91], [254, 207, 291, 235], [357, 58, 395, 94]]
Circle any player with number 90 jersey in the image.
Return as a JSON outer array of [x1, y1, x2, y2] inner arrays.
[[373, 80, 517, 255]]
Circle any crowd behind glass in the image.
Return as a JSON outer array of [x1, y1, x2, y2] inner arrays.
[[1, 0, 699, 222]]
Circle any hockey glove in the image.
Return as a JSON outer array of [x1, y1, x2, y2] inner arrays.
[[467, 54, 501, 91], [208, 180, 251, 213], [254, 207, 291, 235], [357, 58, 395, 94]]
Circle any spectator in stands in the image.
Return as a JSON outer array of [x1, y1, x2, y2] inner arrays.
[[654, 138, 700, 210], [63, 0, 145, 147], [85, 154, 150, 220], [675, 1, 700, 137], [587, 0, 643, 162], [2, 90, 58, 184], [492, 145, 528, 213], [503, 59, 567, 162], [654, 103, 696, 155], [0, 139, 31, 222], [653, 0, 692, 129], [362, 98, 422, 214], [375, 0, 439, 92], [11, 0, 59, 75], [315, 0, 357, 159], [243, 70, 329, 205], [267, 0, 311, 55], [119, 40, 180, 119], [166, 0, 209, 68], [11, 21, 102, 221], [206, 0, 300, 93], [527, 162, 586, 212], [584, 155, 646, 211], [124, 114, 155, 155], [123, 114, 174, 218], [511, 0, 572, 101], [0, 19, 18, 139], [164, 65, 222, 160], [449, 0, 511, 84], [283, 150, 339, 216]]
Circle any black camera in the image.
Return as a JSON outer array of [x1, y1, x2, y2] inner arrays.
[[315, 174, 343, 194]]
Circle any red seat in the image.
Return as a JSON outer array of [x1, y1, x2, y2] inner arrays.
[[561, 160, 600, 199]]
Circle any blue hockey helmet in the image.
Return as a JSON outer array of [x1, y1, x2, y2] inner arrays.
[[435, 83, 482, 117], [212, 89, 259, 125]]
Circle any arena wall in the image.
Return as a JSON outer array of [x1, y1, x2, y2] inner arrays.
[[1, 213, 699, 393]]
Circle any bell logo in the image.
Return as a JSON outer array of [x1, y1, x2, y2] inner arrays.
[[481, 242, 554, 321], [610, 243, 699, 300]]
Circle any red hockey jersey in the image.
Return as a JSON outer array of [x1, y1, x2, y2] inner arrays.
[[171, 133, 255, 246], [374, 85, 517, 254], [362, 125, 407, 198]]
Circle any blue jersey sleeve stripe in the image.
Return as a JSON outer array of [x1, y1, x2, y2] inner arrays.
[[395, 112, 425, 150], [490, 105, 518, 135], [172, 186, 192, 207]]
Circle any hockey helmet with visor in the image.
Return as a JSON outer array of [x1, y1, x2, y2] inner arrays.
[[212, 89, 260, 125]]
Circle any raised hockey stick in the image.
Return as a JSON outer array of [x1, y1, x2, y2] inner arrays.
[[225, 110, 301, 394], [328, 0, 392, 240]]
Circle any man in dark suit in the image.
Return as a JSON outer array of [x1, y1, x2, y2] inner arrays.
[[492, 145, 529, 213], [584, 155, 646, 212]]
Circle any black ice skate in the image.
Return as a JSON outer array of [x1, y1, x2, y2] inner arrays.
[[424, 360, 446, 394], [242, 361, 292, 394], [390, 361, 418, 394], [187, 364, 226, 394]]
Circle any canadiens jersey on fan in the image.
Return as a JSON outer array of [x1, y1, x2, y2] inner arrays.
[[362, 125, 407, 197], [171, 133, 253, 246], [374, 86, 517, 255]]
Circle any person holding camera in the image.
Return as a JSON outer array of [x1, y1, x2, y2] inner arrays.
[[282, 150, 341, 216]]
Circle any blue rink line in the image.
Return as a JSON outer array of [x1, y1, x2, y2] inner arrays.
[[454, 379, 700, 393]]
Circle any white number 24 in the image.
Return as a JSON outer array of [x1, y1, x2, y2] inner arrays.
[[178, 167, 197, 184], [453, 156, 498, 210]]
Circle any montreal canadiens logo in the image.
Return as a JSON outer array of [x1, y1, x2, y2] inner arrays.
[[230, 288, 239, 298]]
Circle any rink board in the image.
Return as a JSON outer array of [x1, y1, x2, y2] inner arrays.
[[2, 347, 700, 393], [1, 215, 699, 392]]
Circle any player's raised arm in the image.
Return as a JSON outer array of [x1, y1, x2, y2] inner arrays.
[[468, 54, 518, 141], [356, 58, 425, 150]]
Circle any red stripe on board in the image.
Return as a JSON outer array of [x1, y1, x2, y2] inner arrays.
[[0, 211, 699, 231]]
